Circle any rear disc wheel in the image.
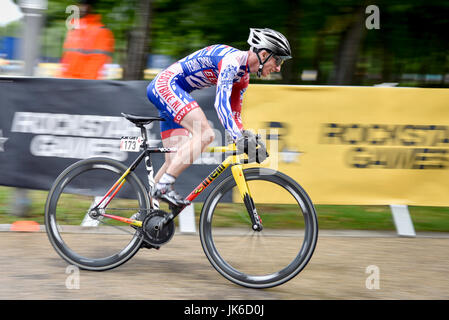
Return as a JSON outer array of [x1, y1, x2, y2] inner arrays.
[[45, 157, 150, 271]]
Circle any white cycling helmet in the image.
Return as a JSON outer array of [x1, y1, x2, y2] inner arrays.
[[247, 28, 292, 76], [248, 28, 292, 58]]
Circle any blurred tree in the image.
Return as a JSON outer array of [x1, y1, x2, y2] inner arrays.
[[281, 0, 302, 84], [328, 4, 367, 85], [123, 0, 152, 80]]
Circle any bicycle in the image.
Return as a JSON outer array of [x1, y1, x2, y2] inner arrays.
[[45, 113, 318, 289]]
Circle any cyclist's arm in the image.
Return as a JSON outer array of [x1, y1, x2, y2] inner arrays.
[[230, 73, 249, 131], [215, 57, 243, 140]]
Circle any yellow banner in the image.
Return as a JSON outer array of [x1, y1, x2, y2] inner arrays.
[[242, 85, 449, 206]]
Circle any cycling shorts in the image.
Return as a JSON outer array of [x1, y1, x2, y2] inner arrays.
[[146, 63, 199, 139]]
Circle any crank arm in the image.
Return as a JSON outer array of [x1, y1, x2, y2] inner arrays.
[[156, 201, 188, 227]]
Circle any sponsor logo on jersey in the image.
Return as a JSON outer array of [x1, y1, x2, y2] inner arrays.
[[202, 69, 218, 84]]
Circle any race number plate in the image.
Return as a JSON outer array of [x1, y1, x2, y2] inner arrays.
[[120, 136, 143, 152]]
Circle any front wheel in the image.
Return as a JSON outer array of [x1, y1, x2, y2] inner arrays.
[[199, 168, 318, 289]]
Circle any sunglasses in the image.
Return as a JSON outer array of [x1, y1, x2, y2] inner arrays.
[[273, 55, 285, 67]]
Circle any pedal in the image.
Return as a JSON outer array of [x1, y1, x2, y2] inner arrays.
[[141, 241, 160, 250], [159, 194, 190, 208]]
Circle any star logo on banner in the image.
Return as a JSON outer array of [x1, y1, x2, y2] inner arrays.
[[0, 130, 8, 152]]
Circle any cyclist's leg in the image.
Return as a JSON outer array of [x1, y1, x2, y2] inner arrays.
[[153, 110, 213, 205], [165, 108, 215, 178], [147, 67, 214, 180], [146, 68, 214, 203], [154, 121, 189, 183]]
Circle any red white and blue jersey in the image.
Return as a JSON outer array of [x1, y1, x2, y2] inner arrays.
[[147, 44, 249, 140]]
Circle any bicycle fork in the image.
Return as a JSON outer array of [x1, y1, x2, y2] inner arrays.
[[231, 164, 263, 231]]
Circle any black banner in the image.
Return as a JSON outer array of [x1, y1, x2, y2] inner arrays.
[[0, 77, 231, 202]]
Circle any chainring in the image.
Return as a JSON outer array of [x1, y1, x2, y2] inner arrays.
[[142, 210, 175, 247]]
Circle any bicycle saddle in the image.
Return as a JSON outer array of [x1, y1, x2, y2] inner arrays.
[[121, 113, 165, 126]]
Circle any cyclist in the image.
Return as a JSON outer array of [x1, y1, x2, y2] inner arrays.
[[147, 28, 291, 207]]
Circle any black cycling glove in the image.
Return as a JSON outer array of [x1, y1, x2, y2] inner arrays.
[[236, 130, 268, 164]]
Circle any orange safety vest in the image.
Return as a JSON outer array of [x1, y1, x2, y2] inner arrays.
[[60, 14, 114, 79]]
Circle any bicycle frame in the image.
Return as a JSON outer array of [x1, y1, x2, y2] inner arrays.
[[92, 143, 260, 230]]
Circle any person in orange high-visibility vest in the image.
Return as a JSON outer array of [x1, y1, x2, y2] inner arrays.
[[60, 0, 114, 79]]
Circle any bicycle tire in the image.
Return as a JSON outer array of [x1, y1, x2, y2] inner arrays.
[[45, 157, 150, 271], [199, 167, 318, 288]]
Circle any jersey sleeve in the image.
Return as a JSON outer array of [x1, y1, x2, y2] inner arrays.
[[230, 73, 249, 131], [215, 56, 245, 140]]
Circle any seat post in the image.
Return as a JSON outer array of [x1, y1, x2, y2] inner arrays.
[[138, 125, 149, 147]]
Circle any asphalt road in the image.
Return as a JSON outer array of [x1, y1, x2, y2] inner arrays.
[[1, 230, 448, 300]]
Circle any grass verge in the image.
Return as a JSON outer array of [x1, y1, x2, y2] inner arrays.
[[1, 186, 448, 232]]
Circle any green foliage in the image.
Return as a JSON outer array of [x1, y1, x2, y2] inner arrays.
[[2, 0, 449, 85]]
